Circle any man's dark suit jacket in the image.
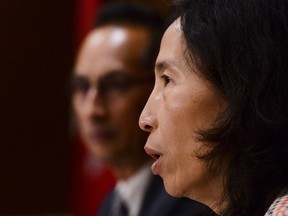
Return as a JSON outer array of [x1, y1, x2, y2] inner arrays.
[[97, 175, 213, 216]]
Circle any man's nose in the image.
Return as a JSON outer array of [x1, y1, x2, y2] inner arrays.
[[85, 88, 108, 117]]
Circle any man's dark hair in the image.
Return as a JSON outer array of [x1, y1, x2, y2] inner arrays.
[[173, 0, 288, 215], [93, 2, 165, 72]]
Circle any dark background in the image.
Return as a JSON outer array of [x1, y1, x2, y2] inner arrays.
[[0, 0, 170, 214], [0, 0, 74, 214]]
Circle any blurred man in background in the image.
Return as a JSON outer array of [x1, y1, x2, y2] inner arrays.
[[72, 3, 210, 216]]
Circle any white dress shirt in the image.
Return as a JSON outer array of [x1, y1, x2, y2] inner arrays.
[[115, 163, 152, 216]]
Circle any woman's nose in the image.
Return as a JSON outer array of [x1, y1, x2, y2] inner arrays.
[[139, 99, 156, 133]]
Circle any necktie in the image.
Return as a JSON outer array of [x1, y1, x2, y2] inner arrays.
[[110, 192, 129, 216]]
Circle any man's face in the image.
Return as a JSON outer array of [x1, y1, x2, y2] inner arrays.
[[72, 25, 153, 165]]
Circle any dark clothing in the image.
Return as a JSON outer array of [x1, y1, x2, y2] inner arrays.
[[97, 175, 213, 216]]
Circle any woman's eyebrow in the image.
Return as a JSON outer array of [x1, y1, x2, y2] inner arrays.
[[155, 61, 166, 73], [155, 60, 180, 74], [155, 60, 175, 73]]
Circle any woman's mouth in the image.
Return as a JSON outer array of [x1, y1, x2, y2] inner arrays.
[[144, 146, 163, 174]]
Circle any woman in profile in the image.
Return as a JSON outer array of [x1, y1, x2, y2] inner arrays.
[[139, 0, 288, 215]]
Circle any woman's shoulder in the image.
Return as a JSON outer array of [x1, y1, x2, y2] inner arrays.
[[265, 189, 288, 216]]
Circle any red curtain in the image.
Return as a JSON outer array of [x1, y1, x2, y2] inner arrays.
[[75, 0, 101, 48], [71, 0, 115, 215]]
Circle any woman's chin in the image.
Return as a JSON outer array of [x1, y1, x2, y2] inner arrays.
[[162, 179, 183, 198]]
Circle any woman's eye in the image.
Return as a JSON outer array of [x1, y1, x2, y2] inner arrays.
[[161, 74, 172, 86]]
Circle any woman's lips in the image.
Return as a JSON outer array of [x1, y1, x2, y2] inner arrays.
[[144, 146, 163, 174], [151, 155, 163, 174]]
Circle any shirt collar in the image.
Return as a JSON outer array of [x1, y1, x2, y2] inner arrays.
[[115, 163, 152, 216]]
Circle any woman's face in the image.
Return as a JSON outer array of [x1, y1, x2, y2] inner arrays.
[[139, 19, 226, 205]]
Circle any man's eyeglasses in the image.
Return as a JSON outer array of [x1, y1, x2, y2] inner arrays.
[[70, 71, 153, 101]]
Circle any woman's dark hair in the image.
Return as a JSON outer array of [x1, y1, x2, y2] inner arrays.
[[174, 0, 288, 215]]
